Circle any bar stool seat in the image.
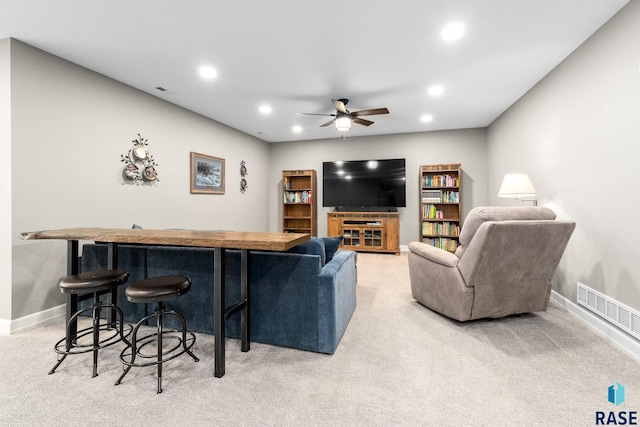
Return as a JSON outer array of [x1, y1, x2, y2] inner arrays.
[[124, 275, 192, 303], [50, 269, 131, 378], [115, 275, 199, 393]]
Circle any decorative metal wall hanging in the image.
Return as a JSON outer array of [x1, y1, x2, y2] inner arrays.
[[120, 134, 159, 183], [240, 160, 248, 193]]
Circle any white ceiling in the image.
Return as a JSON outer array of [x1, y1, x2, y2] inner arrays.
[[0, 0, 630, 143]]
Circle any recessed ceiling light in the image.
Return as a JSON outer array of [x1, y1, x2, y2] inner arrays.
[[198, 66, 217, 79], [292, 126, 302, 133], [421, 114, 434, 123], [259, 105, 272, 114], [428, 85, 444, 97], [441, 22, 465, 41]]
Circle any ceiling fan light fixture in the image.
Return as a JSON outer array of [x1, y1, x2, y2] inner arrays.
[[441, 22, 465, 41], [428, 85, 444, 97], [198, 66, 217, 79], [336, 116, 352, 132]]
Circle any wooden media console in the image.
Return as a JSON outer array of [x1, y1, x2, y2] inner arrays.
[[327, 212, 400, 255]]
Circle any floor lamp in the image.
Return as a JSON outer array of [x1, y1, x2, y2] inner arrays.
[[497, 173, 538, 206]]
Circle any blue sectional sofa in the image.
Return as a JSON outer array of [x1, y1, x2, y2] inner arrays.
[[80, 237, 357, 354]]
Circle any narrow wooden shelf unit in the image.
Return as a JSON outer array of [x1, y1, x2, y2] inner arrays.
[[282, 169, 317, 236], [419, 163, 462, 253]]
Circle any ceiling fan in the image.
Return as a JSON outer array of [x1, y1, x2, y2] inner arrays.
[[298, 98, 389, 131]]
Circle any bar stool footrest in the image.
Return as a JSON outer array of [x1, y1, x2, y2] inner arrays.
[[53, 323, 132, 356], [118, 329, 198, 368]]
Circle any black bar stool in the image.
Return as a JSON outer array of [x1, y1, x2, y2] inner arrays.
[[50, 269, 131, 377], [115, 275, 199, 393]]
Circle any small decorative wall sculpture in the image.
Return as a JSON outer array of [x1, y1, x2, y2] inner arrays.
[[240, 160, 248, 193], [120, 134, 159, 183]]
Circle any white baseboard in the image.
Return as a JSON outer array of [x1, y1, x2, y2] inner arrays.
[[0, 304, 65, 335], [550, 290, 640, 363]]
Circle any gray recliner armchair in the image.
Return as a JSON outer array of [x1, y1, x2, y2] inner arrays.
[[408, 206, 575, 321]]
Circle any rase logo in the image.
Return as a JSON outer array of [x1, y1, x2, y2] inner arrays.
[[596, 382, 637, 425], [610, 383, 626, 406]]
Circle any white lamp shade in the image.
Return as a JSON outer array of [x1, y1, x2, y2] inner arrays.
[[498, 173, 537, 198], [335, 116, 351, 132]]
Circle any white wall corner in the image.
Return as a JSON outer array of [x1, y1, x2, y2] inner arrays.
[[0, 318, 9, 336]]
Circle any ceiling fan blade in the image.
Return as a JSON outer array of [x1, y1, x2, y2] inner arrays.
[[320, 118, 337, 127], [353, 117, 374, 126], [352, 107, 389, 117], [297, 112, 336, 117], [332, 99, 348, 114]]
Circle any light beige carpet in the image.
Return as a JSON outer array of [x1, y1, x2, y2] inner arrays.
[[1, 252, 638, 426]]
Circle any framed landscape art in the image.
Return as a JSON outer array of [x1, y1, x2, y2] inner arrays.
[[190, 152, 225, 194]]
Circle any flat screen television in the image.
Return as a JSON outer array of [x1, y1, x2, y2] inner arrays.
[[323, 158, 406, 209]]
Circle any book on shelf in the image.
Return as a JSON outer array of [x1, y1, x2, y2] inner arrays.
[[441, 190, 459, 203], [423, 237, 458, 252], [422, 221, 460, 236], [421, 189, 442, 202], [421, 190, 459, 203], [422, 204, 444, 219], [283, 190, 312, 203], [422, 174, 460, 188]]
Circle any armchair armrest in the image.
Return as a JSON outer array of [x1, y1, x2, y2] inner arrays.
[[408, 241, 471, 321], [408, 242, 459, 268], [317, 250, 357, 354]]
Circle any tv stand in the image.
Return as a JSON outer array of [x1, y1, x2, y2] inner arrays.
[[327, 212, 400, 255]]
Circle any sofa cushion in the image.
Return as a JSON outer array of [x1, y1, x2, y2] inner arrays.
[[287, 236, 326, 266], [322, 236, 343, 262]]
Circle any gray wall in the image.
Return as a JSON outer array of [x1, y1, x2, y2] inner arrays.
[[9, 39, 270, 320], [268, 129, 488, 244], [0, 38, 11, 323], [487, 0, 640, 310]]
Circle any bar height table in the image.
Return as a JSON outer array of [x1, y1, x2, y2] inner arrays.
[[19, 227, 309, 378]]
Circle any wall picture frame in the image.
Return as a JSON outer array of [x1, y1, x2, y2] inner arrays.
[[190, 152, 225, 194]]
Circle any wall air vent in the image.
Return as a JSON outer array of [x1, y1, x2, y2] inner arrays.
[[577, 282, 640, 341]]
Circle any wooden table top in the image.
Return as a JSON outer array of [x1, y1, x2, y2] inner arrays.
[[19, 227, 310, 252]]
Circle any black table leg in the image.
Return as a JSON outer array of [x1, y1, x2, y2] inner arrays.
[[214, 247, 226, 378], [214, 248, 251, 377], [107, 243, 118, 328], [241, 249, 250, 352], [66, 240, 79, 349], [67, 240, 79, 276]]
